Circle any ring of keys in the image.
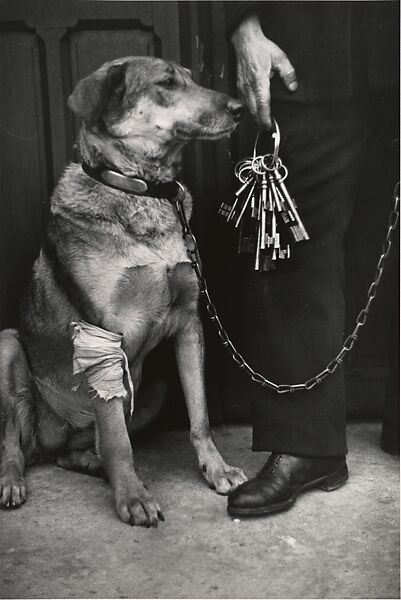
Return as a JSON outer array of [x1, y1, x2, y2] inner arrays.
[[219, 119, 309, 271]]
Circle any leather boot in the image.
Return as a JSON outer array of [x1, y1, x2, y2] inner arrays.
[[227, 453, 348, 516]]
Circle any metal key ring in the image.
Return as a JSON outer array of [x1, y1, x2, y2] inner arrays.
[[271, 119, 280, 164], [234, 161, 245, 179], [274, 162, 288, 182], [251, 155, 266, 175], [234, 158, 251, 173], [234, 158, 253, 181], [238, 163, 253, 183], [261, 153, 277, 172], [252, 118, 281, 165]]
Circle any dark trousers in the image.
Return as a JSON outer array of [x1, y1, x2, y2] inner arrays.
[[238, 99, 370, 457]]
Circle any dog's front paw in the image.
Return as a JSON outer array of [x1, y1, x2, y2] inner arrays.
[[201, 460, 248, 496], [0, 469, 27, 509], [114, 477, 164, 528]]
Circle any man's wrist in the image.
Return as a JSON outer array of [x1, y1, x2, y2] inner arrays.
[[231, 12, 265, 47]]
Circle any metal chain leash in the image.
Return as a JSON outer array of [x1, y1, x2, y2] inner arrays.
[[172, 182, 400, 394]]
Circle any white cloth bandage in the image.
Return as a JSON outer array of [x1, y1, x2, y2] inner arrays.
[[71, 320, 134, 415]]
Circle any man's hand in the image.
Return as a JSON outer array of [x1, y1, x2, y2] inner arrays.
[[231, 13, 298, 129]]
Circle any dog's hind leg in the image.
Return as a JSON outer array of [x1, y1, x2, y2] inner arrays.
[[56, 428, 103, 477], [57, 449, 103, 476], [0, 330, 36, 509]]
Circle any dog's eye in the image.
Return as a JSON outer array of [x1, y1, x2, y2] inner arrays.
[[157, 78, 176, 89]]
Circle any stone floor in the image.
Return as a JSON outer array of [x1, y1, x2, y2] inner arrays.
[[0, 422, 399, 599]]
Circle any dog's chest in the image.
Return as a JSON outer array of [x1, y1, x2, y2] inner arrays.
[[113, 259, 198, 314], [108, 257, 199, 354], [57, 184, 199, 339]]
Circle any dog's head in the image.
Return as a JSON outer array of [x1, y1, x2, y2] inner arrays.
[[69, 56, 244, 147]]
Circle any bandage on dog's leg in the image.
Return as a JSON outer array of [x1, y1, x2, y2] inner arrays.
[[71, 320, 134, 414], [71, 322, 163, 527]]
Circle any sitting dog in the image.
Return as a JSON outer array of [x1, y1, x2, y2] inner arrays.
[[0, 56, 246, 527]]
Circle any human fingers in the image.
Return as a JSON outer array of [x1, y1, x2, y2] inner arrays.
[[271, 45, 298, 92], [253, 73, 272, 130], [237, 60, 272, 129]]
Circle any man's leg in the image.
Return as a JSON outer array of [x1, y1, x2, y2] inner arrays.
[[228, 99, 369, 515]]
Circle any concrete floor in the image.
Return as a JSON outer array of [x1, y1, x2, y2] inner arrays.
[[0, 422, 399, 600]]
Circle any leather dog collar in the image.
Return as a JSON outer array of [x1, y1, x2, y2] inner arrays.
[[81, 161, 181, 200]]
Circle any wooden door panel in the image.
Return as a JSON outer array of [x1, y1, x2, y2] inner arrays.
[[0, 0, 181, 329], [68, 28, 159, 147], [69, 29, 157, 81], [0, 32, 48, 328]]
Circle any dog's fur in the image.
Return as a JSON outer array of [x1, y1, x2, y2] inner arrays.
[[0, 56, 246, 526]]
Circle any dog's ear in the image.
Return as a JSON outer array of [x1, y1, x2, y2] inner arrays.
[[68, 62, 128, 128]]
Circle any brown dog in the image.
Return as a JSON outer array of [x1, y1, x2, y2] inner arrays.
[[0, 56, 246, 527]]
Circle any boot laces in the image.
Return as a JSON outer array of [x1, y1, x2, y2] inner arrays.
[[259, 454, 284, 477]]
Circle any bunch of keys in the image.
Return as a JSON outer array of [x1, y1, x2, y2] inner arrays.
[[219, 119, 309, 271]]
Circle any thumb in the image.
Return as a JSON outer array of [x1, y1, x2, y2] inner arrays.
[[274, 51, 298, 92]]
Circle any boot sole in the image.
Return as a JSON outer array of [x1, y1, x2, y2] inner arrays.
[[227, 464, 349, 517]]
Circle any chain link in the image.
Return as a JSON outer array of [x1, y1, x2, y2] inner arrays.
[[172, 182, 399, 394]]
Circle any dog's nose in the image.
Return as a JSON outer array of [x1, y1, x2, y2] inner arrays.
[[227, 99, 245, 122]]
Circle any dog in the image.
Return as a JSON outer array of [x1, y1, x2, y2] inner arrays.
[[0, 56, 246, 527]]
